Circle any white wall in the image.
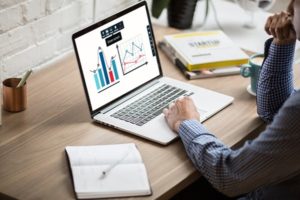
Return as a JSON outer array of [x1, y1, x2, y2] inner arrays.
[[0, 0, 139, 79]]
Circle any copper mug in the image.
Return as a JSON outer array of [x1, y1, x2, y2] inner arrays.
[[3, 78, 27, 112]]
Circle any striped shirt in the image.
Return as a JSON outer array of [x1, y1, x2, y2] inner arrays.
[[178, 39, 300, 199]]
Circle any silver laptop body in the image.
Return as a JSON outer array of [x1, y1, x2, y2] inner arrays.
[[72, 1, 234, 145]]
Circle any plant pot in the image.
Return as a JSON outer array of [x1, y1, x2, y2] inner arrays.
[[167, 0, 198, 29]]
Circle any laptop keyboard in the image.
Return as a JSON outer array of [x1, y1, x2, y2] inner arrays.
[[111, 84, 192, 126]]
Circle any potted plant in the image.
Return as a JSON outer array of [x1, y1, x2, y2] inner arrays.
[[151, 0, 209, 29]]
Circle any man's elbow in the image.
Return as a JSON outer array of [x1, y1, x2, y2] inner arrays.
[[257, 109, 273, 123], [212, 181, 248, 198]]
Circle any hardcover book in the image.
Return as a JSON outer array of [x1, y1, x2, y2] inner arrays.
[[159, 41, 241, 79], [162, 30, 249, 71]]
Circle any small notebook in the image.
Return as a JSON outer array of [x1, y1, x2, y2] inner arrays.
[[65, 143, 151, 199]]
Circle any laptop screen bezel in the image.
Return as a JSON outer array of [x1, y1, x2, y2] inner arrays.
[[72, 1, 163, 117]]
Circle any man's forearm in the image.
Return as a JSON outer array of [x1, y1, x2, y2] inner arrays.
[[178, 116, 300, 197], [256, 40, 295, 122]]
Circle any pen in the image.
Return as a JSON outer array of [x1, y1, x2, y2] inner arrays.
[[99, 147, 131, 179], [17, 70, 32, 88]]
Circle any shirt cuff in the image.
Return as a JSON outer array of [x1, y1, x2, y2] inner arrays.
[[178, 120, 214, 148]]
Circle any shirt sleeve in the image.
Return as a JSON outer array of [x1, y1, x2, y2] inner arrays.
[[257, 39, 296, 123], [179, 94, 300, 197]]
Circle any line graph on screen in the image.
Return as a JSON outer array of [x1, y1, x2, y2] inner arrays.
[[117, 34, 147, 75]]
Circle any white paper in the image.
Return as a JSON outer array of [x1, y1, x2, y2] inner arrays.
[[65, 143, 151, 199]]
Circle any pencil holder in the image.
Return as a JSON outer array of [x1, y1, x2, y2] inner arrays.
[[2, 78, 27, 112]]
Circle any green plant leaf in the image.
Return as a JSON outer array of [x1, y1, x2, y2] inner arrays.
[[151, 0, 171, 18]]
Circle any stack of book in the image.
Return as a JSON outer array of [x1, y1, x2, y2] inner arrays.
[[159, 30, 249, 79]]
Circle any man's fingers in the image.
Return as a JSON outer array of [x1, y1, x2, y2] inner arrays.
[[280, 14, 292, 38], [276, 15, 295, 40], [168, 102, 174, 109], [163, 108, 168, 117], [265, 11, 295, 41], [269, 14, 279, 37], [184, 96, 193, 102], [177, 96, 184, 102], [275, 24, 285, 40], [265, 16, 273, 35]]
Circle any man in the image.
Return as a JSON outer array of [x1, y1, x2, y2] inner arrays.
[[163, 0, 300, 199]]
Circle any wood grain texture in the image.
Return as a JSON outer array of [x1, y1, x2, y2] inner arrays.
[[1, 24, 299, 200]]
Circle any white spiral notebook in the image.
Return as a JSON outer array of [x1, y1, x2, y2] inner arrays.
[[65, 143, 151, 199]]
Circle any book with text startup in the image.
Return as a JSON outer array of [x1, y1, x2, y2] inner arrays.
[[162, 30, 249, 71], [65, 143, 151, 199], [159, 41, 241, 79]]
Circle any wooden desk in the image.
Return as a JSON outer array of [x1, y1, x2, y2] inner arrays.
[[0, 25, 298, 200]]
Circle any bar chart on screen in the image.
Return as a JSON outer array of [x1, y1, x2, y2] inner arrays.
[[90, 47, 120, 93], [117, 34, 148, 75]]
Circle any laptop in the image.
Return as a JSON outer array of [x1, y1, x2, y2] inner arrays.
[[72, 1, 234, 145]]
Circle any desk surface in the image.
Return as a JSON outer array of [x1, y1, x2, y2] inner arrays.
[[0, 25, 299, 200]]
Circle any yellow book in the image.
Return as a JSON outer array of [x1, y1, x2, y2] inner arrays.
[[163, 31, 249, 71]]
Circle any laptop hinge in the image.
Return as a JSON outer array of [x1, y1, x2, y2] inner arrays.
[[99, 78, 160, 114]]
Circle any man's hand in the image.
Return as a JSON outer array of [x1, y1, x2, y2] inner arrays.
[[265, 11, 296, 45], [163, 96, 200, 132]]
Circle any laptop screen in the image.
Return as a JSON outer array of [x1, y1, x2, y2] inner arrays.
[[73, 2, 161, 114]]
